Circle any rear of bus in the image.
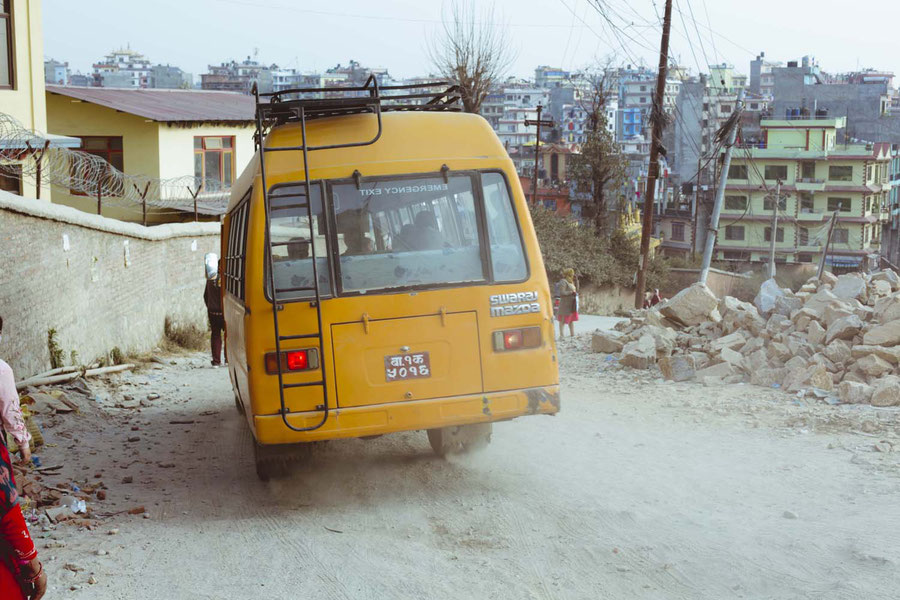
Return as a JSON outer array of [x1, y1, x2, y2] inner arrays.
[[226, 111, 560, 457]]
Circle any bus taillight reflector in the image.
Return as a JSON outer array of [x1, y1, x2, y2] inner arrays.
[[492, 327, 542, 352], [264, 348, 319, 374]]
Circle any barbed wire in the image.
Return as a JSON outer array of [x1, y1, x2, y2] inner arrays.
[[0, 112, 231, 214]]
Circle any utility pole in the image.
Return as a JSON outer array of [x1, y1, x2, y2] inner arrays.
[[525, 104, 554, 204], [691, 155, 702, 260], [817, 211, 839, 281], [699, 89, 745, 285], [766, 179, 782, 279], [634, 0, 673, 308]]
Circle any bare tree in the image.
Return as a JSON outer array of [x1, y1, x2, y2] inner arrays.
[[568, 66, 627, 232], [429, 1, 516, 114]]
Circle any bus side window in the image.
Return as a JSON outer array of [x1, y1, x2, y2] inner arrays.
[[482, 173, 528, 282]]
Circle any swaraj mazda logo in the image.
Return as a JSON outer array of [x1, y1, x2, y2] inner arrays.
[[489, 291, 541, 317]]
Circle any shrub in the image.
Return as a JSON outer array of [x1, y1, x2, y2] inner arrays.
[[164, 316, 208, 351]]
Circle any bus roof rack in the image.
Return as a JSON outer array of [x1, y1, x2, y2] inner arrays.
[[253, 75, 461, 127]]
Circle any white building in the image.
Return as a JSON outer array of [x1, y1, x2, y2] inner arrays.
[[93, 48, 153, 88]]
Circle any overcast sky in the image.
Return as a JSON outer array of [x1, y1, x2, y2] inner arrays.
[[43, 0, 898, 83]]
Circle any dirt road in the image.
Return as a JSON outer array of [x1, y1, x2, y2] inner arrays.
[[32, 337, 900, 599]]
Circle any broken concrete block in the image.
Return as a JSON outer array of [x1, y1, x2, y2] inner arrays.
[[689, 351, 711, 370], [773, 294, 803, 318], [823, 303, 854, 328], [871, 377, 900, 407], [785, 363, 833, 393], [838, 381, 874, 404], [832, 273, 868, 303], [863, 319, 900, 347], [750, 367, 786, 387], [809, 353, 838, 373], [767, 342, 792, 362], [619, 334, 657, 369], [807, 320, 826, 347], [591, 331, 625, 354], [855, 354, 894, 378], [659, 283, 719, 327], [742, 349, 769, 373], [825, 314, 863, 345], [658, 355, 696, 382], [632, 325, 677, 357], [784, 356, 808, 372]]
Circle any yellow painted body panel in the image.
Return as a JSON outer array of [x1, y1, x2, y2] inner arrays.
[[223, 111, 560, 446]]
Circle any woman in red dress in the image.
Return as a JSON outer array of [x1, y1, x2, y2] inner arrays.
[[555, 268, 579, 339]]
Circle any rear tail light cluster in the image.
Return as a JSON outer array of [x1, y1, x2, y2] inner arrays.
[[492, 327, 542, 352], [264, 348, 320, 374]]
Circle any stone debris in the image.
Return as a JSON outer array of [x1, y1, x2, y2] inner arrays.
[[592, 271, 900, 407]]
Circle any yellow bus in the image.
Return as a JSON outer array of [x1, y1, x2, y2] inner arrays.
[[222, 79, 559, 479]]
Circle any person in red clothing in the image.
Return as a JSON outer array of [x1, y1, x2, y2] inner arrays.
[[643, 288, 663, 309], [0, 319, 47, 599]]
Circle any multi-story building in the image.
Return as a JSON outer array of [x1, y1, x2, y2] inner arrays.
[[880, 144, 900, 267], [1, 0, 80, 200], [150, 65, 192, 89], [44, 57, 68, 85], [497, 106, 539, 148], [559, 96, 617, 144], [92, 47, 153, 88], [201, 56, 270, 92], [480, 89, 505, 130], [534, 66, 570, 88], [619, 78, 680, 140], [749, 52, 781, 97], [717, 116, 890, 269]]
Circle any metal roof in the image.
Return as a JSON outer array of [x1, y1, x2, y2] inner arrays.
[[46, 85, 255, 123]]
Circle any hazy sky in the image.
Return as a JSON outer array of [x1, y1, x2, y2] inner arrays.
[[43, 0, 899, 82]]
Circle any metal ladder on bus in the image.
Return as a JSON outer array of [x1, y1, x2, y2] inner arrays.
[[253, 79, 384, 432]]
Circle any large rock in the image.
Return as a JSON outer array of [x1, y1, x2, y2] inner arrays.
[[851, 344, 900, 365], [832, 273, 868, 303], [765, 314, 791, 336], [804, 289, 841, 315], [591, 330, 625, 354], [658, 355, 696, 382], [754, 278, 787, 315], [873, 295, 900, 324], [823, 303, 854, 328], [784, 363, 833, 392], [838, 381, 874, 404], [872, 280, 893, 298], [825, 314, 863, 345], [742, 349, 769, 373], [773, 295, 803, 318], [660, 283, 719, 327], [632, 325, 677, 357], [823, 340, 852, 366], [750, 367, 787, 387], [871, 269, 900, 291], [871, 376, 900, 407], [719, 296, 765, 336], [694, 361, 735, 380], [767, 341, 792, 362], [619, 334, 656, 369], [819, 271, 839, 287], [720, 347, 743, 367], [855, 354, 894, 378], [807, 320, 826, 347], [862, 319, 900, 347], [709, 331, 747, 353]]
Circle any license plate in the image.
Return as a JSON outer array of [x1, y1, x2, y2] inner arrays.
[[384, 352, 431, 382]]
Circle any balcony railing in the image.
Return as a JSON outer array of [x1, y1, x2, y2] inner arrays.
[[797, 178, 825, 184]]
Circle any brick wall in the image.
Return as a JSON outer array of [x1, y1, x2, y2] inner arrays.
[[0, 191, 220, 378]]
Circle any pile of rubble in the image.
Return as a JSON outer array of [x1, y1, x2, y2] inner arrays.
[[592, 270, 900, 406]]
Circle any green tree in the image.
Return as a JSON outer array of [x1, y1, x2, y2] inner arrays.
[[567, 70, 627, 232]]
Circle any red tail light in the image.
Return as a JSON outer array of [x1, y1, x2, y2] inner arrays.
[[264, 348, 319, 374], [493, 327, 542, 352]]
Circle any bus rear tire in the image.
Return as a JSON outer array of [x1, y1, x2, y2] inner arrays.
[[427, 423, 492, 457]]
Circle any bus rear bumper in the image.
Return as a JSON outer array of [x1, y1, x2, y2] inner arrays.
[[253, 385, 560, 445]]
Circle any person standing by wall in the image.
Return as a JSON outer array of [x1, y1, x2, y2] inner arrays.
[[203, 254, 224, 367], [0, 317, 47, 599], [555, 268, 579, 339]]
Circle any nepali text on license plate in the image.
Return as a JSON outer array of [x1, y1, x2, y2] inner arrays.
[[384, 352, 431, 382]]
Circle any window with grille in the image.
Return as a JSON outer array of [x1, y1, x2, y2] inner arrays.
[[827, 197, 852, 212], [829, 166, 853, 181], [725, 225, 744, 240], [725, 195, 747, 210], [799, 227, 809, 246], [728, 165, 748, 179], [764, 165, 788, 180], [224, 191, 251, 300], [763, 196, 787, 211], [832, 228, 849, 244], [671, 222, 685, 241], [0, 0, 13, 89], [764, 227, 785, 242], [70, 136, 124, 196]]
